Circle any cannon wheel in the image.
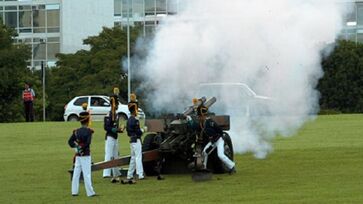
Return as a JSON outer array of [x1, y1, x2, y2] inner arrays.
[[142, 133, 159, 176], [208, 132, 234, 173]]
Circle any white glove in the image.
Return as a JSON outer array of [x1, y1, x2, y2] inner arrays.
[[142, 126, 148, 133], [186, 116, 192, 121]]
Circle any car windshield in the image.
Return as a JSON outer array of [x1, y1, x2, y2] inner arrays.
[[196, 84, 253, 115]]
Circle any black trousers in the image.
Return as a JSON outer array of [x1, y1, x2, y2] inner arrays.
[[24, 101, 34, 122]]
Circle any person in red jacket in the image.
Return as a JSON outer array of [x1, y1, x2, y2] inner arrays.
[[22, 82, 35, 122]]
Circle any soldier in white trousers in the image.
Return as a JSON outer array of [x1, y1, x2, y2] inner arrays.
[[103, 111, 124, 182], [203, 137, 235, 171], [68, 111, 96, 197], [123, 94, 144, 184], [126, 138, 143, 181], [196, 104, 236, 174]]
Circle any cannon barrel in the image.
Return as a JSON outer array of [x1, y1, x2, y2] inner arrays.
[[183, 97, 216, 116], [204, 97, 216, 108]]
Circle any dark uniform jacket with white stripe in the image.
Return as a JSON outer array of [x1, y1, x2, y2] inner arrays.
[[191, 118, 223, 143], [68, 127, 93, 156], [126, 116, 143, 143], [104, 113, 118, 139]]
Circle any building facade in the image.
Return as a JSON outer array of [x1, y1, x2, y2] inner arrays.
[[341, 1, 363, 42], [0, 0, 61, 68], [1, 0, 362, 69], [114, 0, 179, 36], [0, 0, 179, 69]]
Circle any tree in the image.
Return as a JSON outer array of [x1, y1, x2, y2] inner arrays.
[[319, 40, 363, 113], [47, 26, 142, 120], [0, 22, 32, 122]]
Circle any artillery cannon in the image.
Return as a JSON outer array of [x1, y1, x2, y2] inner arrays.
[[90, 97, 234, 179]]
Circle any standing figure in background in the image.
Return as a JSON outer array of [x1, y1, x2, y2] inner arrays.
[[68, 111, 96, 197], [22, 82, 35, 122], [123, 94, 144, 184]]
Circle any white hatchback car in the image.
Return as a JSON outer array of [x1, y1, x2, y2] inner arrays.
[[63, 95, 145, 121], [196, 83, 272, 117]]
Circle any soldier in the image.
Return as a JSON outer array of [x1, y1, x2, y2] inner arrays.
[[196, 103, 236, 174], [103, 87, 123, 182], [122, 94, 144, 184], [109, 87, 120, 122], [103, 110, 124, 182], [68, 110, 96, 197]]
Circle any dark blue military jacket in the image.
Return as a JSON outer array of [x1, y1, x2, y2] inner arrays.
[[126, 116, 143, 143], [191, 118, 223, 143], [104, 115, 118, 139], [68, 127, 93, 156]]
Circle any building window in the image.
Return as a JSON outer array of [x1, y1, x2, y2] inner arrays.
[[133, 0, 144, 19], [156, 0, 166, 14], [17, 38, 32, 44], [167, 0, 178, 14], [33, 9, 46, 28], [33, 42, 46, 60], [47, 43, 60, 60], [145, 0, 155, 16], [19, 11, 32, 28], [45, 4, 59, 10], [122, 0, 132, 18], [114, 0, 121, 16], [47, 9, 59, 27], [47, 37, 60, 43], [344, 3, 356, 25], [19, 5, 31, 11], [4, 11, 17, 28], [357, 4, 363, 26], [5, 6, 17, 11]]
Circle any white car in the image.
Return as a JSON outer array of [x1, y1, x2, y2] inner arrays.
[[63, 95, 145, 121], [196, 83, 272, 116]]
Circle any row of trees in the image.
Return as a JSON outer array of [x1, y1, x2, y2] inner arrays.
[[0, 23, 32, 122], [0, 20, 362, 122], [0, 22, 144, 122], [46, 26, 143, 120], [319, 40, 363, 113]]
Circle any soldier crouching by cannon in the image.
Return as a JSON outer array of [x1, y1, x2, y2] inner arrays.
[[185, 98, 236, 181], [193, 100, 236, 174]]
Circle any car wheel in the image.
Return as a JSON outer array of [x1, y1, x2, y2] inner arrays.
[[68, 115, 78, 122], [118, 113, 128, 121], [142, 133, 160, 176]]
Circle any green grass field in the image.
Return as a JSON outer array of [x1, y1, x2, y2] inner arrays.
[[0, 114, 362, 204]]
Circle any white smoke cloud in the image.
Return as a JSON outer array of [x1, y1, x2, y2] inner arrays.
[[136, 0, 351, 158]]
